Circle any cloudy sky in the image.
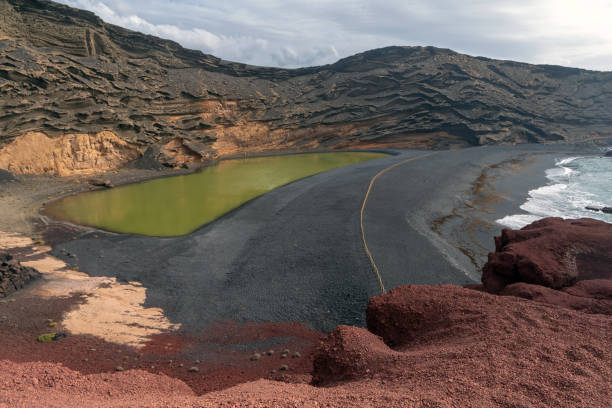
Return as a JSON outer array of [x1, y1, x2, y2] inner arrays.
[[55, 0, 612, 71]]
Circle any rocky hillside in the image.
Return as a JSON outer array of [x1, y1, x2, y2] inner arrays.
[[1, 0, 612, 174]]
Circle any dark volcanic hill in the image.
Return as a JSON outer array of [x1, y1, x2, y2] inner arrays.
[[1, 0, 612, 174]]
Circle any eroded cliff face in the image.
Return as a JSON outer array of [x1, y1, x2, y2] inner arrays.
[[0, 131, 139, 175], [1, 0, 612, 174]]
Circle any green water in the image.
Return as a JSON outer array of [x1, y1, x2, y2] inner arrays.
[[45, 152, 388, 237]]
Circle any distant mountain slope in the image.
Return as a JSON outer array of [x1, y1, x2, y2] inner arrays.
[[1, 0, 612, 172]]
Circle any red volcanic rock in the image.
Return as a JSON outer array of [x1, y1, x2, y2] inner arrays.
[[481, 217, 612, 314], [365, 284, 487, 348], [463, 283, 485, 291], [564, 278, 612, 299], [482, 218, 612, 293]]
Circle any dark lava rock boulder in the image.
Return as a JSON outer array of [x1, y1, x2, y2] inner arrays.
[[604, 150, 612, 157], [0, 253, 41, 297], [482, 217, 612, 293]]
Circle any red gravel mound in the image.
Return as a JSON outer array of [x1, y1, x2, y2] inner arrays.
[[481, 217, 612, 314], [0, 360, 196, 407], [312, 284, 611, 406], [312, 325, 400, 384]]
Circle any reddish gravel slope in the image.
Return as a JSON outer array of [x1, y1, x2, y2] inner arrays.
[[2, 284, 610, 407]]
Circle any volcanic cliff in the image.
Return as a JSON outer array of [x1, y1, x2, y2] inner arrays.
[[1, 0, 612, 174]]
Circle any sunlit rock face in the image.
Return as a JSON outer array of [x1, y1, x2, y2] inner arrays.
[[2, 0, 612, 174], [0, 131, 139, 176]]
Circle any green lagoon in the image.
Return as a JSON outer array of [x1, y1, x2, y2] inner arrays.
[[45, 152, 388, 236]]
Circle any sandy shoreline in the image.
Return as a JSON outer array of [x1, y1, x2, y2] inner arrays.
[[433, 154, 557, 271]]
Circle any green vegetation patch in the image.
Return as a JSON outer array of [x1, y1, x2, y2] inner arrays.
[[37, 333, 57, 342]]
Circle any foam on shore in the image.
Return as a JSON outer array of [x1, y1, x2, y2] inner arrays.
[[497, 152, 612, 229]]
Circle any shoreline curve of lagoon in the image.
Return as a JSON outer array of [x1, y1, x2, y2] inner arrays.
[[44, 151, 388, 237]]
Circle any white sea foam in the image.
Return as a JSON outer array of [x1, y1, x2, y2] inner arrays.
[[556, 157, 579, 166], [496, 155, 612, 229], [496, 214, 541, 230]]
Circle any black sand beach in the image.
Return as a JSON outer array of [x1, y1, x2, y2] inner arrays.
[[43, 141, 608, 332]]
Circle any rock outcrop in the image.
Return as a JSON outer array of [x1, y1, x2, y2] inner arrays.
[[483, 218, 612, 291], [0, 131, 139, 176], [87, 178, 113, 188], [480, 217, 612, 314], [0, 253, 40, 297], [1, 0, 612, 174]]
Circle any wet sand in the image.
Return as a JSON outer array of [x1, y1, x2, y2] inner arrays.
[[431, 154, 556, 272], [433, 140, 612, 273]]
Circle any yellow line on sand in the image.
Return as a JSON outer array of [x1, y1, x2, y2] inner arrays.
[[360, 152, 439, 294]]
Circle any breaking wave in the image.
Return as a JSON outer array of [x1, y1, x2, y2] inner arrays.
[[496, 151, 612, 229]]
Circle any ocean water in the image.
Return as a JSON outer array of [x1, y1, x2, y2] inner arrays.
[[496, 152, 612, 229]]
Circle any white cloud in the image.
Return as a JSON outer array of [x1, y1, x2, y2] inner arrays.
[[54, 0, 612, 70], [56, 0, 341, 67]]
